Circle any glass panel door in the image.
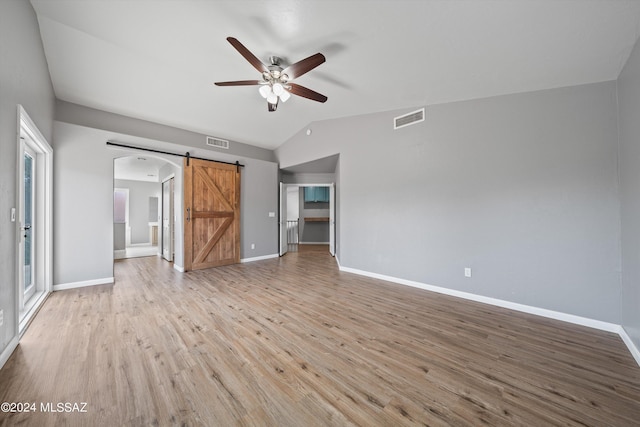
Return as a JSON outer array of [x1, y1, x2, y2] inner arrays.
[[22, 147, 36, 303], [17, 105, 53, 333]]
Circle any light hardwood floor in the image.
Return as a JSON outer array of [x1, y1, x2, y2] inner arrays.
[[1, 251, 639, 426]]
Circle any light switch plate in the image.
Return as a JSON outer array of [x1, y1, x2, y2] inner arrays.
[[268, 212, 275, 217], [464, 268, 472, 278], [11, 208, 15, 222]]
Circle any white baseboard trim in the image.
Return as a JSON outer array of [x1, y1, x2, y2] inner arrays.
[[173, 264, 185, 272], [339, 265, 622, 334], [0, 336, 19, 371], [53, 277, 114, 291], [241, 253, 279, 263], [299, 242, 329, 245], [114, 249, 126, 259], [619, 326, 640, 367]]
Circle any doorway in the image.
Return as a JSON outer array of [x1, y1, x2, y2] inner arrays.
[[17, 105, 53, 334], [279, 183, 335, 257], [110, 151, 184, 270], [113, 156, 166, 260]]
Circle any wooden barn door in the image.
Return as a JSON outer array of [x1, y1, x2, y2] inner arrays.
[[184, 158, 240, 271]]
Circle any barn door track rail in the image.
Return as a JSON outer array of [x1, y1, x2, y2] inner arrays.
[[106, 141, 244, 171]]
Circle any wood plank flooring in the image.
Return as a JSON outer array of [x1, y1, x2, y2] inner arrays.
[[1, 251, 639, 426]]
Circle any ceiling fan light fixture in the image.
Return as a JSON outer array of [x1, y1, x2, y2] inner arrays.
[[267, 92, 278, 104], [272, 82, 284, 96], [279, 89, 291, 103], [216, 37, 328, 111], [258, 85, 271, 99]]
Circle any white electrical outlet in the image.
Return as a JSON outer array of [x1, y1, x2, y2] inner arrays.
[[268, 212, 275, 218], [0, 309, 3, 327], [251, 243, 255, 250], [464, 268, 472, 278]]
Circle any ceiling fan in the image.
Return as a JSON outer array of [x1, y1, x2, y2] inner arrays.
[[215, 37, 328, 112]]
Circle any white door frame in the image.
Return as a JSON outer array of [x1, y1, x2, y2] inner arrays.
[[329, 183, 335, 256], [279, 182, 288, 256], [16, 105, 53, 335]]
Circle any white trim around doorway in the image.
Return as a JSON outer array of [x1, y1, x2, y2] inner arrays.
[[16, 105, 53, 337]]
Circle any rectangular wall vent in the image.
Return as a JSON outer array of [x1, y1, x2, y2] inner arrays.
[[206, 136, 229, 149], [394, 108, 425, 130]]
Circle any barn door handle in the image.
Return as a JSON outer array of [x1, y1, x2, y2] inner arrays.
[[186, 207, 191, 222]]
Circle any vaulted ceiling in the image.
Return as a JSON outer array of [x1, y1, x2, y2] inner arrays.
[[31, 0, 640, 150]]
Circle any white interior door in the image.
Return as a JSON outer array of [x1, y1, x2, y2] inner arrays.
[[162, 177, 174, 261], [329, 183, 335, 256], [279, 182, 287, 256]]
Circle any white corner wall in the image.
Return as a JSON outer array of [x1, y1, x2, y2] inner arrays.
[[617, 33, 640, 356]]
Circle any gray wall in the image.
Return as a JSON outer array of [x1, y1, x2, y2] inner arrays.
[[114, 179, 161, 245], [281, 173, 335, 185], [239, 159, 280, 258], [56, 100, 275, 163], [54, 122, 123, 284], [0, 1, 55, 356], [276, 81, 622, 323], [618, 36, 640, 350], [53, 111, 279, 285]]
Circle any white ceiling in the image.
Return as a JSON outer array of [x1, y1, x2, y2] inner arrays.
[[31, 0, 640, 150], [114, 155, 169, 182]]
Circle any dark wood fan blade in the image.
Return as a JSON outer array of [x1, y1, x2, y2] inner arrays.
[[288, 83, 328, 103], [283, 53, 325, 79], [215, 80, 262, 86], [227, 37, 268, 73]]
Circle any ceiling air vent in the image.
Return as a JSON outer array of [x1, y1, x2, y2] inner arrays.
[[206, 136, 229, 149], [394, 108, 425, 130]]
